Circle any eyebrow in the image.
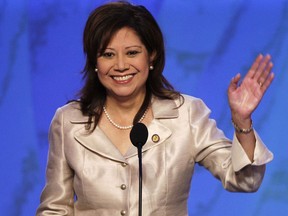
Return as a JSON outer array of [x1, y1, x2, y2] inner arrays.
[[125, 45, 142, 49], [105, 45, 142, 50]]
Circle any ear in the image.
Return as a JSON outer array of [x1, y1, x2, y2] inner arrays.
[[149, 51, 156, 63]]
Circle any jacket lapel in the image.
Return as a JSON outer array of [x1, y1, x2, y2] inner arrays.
[[74, 125, 127, 162], [125, 97, 179, 158], [72, 97, 180, 161]]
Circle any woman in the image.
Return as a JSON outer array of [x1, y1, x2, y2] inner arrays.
[[36, 1, 274, 215]]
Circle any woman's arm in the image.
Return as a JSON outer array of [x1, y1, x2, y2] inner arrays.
[[36, 108, 74, 216], [227, 54, 274, 161]]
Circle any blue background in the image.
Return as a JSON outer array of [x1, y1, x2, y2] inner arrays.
[[0, 0, 287, 215]]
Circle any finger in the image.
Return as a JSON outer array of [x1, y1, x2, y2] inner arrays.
[[257, 61, 273, 87], [246, 54, 264, 78], [253, 54, 272, 81], [261, 71, 275, 92], [228, 73, 241, 93]]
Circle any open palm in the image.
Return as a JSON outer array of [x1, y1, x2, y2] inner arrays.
[[228, 54, 274, 120]]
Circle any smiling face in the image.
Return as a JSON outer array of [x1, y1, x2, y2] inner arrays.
[[96, 27, 154, 102]]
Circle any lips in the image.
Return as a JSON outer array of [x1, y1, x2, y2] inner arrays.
[[112, 74, 134, 81]]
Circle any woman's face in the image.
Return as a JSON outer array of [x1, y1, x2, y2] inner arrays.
[[96, 27, 154, 101]]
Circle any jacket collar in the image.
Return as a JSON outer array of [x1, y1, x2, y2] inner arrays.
[[151, 96, 179, 119], [72, 97, 179, 162]]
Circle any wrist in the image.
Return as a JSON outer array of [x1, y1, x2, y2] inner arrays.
[[231, 118, 253, 134]]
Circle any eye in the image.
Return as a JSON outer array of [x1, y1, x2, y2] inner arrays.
[[127, 50, 140, 57], [102, 52, 115, 58]]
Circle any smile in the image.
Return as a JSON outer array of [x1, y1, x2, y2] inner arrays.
[[112, 74, 134, 81]]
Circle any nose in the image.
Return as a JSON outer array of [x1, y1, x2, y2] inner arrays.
[[114, 55, 130, 72]]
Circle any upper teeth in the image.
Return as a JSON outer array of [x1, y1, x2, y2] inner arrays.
[[113, 75, 133, 81]]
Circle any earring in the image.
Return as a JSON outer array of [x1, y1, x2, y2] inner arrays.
[[95, 68, 98, 72], [149, 65, 154, 70]]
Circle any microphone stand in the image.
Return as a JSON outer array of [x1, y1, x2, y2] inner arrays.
[[137, 144, 143, 216], [130, 123, 148, 216]]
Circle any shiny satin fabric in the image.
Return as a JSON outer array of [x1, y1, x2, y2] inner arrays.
[[36, 94, 273, 215]]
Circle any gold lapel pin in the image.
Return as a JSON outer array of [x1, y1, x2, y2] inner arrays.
[[151, 134, 160, 143]]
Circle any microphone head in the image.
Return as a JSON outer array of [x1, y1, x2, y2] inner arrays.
[[130, 122, 148, 148]]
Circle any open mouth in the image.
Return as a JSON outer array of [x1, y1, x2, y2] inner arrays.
[[112, 74, 134, 81]]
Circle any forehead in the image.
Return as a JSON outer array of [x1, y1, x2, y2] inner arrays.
[[107, 27, 143, 46]]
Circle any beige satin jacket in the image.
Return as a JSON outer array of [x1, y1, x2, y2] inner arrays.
[[36, 94, 273, 216]]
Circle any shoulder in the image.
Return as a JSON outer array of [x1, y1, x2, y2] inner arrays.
[[53, 101, 89, 124], [173, 95, 215, 132], [151, 94, 210, 119], [181, 94, 202, 104], [179, 94, 210, 111], [152, 94, 203, 106]]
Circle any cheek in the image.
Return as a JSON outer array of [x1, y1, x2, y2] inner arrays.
[[97, 71, 109, 85], [139, 68, 150, 83], [97, 63, 112, 76], [96, 58, 111, 73], [95, 67, 110, 85], [134, 58, 150, 72]]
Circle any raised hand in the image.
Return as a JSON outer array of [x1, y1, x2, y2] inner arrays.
[[228, 54, 274, 121]]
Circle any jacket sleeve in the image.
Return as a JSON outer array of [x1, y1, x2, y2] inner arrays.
[[36, 108, 74, 215], [191, 98, 273, 192]]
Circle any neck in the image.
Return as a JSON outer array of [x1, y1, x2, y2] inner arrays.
[[105, 91, 147, 113], [103, 91, 149, 128]]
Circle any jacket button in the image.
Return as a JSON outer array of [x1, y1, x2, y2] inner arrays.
[[120, 184, 127, 190], [121, 162, 128, 167], [120, 210, 126, 215]]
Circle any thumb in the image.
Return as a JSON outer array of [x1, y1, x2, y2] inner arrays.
[[228, 73, 241, 93]]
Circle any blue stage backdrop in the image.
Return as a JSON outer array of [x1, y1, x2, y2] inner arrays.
[[1, 0, 287, 215]]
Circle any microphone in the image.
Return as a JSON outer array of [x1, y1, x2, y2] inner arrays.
[[130, 123, 148, 216], [130, 122, 148, 149]]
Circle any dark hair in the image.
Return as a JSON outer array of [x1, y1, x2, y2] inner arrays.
[[78, 1, 181, 132]]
